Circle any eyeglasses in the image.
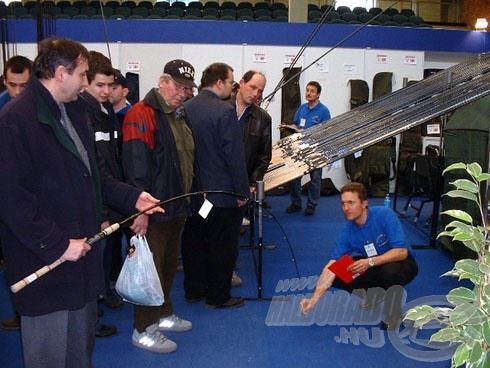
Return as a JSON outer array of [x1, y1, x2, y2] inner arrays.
[[169, 77, 194, 93]]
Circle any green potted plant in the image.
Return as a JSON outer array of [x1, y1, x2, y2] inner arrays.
[[405, 162, 490, 368]]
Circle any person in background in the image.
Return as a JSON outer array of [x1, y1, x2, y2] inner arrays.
[[110, 69, 132, 131], [122, 59, 196, 354], [0, 55, 32, 110], [0, 55, 33, 332], [282, 81, 331, 216], [228, 70, 272, 288], [182, 62, 249, 310], [300, 182, 418, 330], [109, 68, 134, 275], [79, 51, 125, 341], [0, 36, 162, 368]]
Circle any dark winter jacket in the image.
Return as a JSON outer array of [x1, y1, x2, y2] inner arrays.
[[122, 88, 192, 222], [229, 96, 272, 185], [184, 89, 250, 208], [0, 76, 141, 316]]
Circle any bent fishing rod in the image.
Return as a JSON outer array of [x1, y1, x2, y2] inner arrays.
[[10, 190, 248, 293]]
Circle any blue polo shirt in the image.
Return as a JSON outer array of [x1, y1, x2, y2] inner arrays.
[[293, 101, 331, 129], [331, 206, 414, 260]]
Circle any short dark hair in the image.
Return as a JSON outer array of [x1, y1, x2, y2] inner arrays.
[[33, 37, 89, 80], [341, 182, 368, 201], [3, 55, 32, 79], [86, 51, 114, 84], [307, 81, 322, 94], [200, 62, 233, 88]]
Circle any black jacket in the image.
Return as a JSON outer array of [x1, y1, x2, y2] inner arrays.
[[0, 77, 141, 315], [80, 91, 124, 223], [184, 89, 250, 208], [229, 96, 272, 185]]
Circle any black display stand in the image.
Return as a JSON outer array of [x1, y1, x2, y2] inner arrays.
[[243, 181, 274, 301]]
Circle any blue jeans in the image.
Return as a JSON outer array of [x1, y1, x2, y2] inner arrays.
[[290, 168, 322, 208]]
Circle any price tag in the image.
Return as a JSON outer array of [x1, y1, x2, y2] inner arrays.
[[198, 199, 213, 219]]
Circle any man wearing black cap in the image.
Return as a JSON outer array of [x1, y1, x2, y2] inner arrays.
[[110, 70, 132, 130], [122, 59, 196, 354]]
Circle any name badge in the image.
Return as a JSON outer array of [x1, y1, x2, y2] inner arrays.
[[299, 118, 306, 128], [364, 243, 377, 257], [198, 199, 213, 219]]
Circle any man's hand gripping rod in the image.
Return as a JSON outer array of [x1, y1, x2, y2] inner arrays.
[[10, 190, 247, 293]]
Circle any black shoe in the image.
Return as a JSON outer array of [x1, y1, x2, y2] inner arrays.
[[95, 324, 117, 338], [185, 296, 203, 304], [381, 316, 403, 331], [359, 297, 384, 310], [304, 206, 315, 216], [1, 316, 20, 331], [103, 293, 124, 309], [285, 204, 301, 214], [205, 297, 245, 310]]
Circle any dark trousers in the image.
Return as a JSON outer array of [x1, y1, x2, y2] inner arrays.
[[182, 206, 243, 305], [332, 256, 418, 319], [134, 218, 185, 332]]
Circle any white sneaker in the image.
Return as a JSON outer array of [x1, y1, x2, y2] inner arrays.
[[158, 314, 192, 332], [132, 324, 177, 354], [241, 217, 250, 226]]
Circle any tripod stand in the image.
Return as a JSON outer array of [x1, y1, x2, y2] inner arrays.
[[244, 181, 274, 300]]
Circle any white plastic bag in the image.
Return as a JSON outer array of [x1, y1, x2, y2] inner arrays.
[[115, 235, 165, 306]]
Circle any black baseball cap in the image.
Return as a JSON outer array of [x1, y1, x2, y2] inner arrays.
[[164, 59, 197, 88], [113, 70, 127, 88]]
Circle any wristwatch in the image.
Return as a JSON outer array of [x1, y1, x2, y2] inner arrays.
[[368, 258, 375, 267]]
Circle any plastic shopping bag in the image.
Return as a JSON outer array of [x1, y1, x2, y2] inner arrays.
[[115, 235, 165, 306]]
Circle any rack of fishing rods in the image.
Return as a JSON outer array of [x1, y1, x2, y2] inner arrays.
[[264, 53, 490, 192]]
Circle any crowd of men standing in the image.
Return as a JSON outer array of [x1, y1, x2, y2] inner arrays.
[[0, 35, 420, 368], [0, 37, 273, 365]]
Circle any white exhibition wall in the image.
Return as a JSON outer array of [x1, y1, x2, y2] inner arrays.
[[9, 42, 474, 189]]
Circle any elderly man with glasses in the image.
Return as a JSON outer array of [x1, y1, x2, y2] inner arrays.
[[122, 59, 197, 354]]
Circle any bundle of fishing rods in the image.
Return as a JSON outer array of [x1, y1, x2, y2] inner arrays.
[[264, 52, 490, 192]]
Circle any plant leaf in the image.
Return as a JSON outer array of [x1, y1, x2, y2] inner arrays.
[[445, 220, 477, 233], [477, 173, 490, 182], [467, 162, 483, 178], [483, 320, 490, 346], [450, 179, 479, 193], [455, 259, 482, 275], [462, 239, 484, 253], [445, 189, 479, 203], [442, 162, 466, 175], [431, 326, 462, 342], [450, 303, 486, 325], [442, 209, 473, 223], [472, 351, 490, 368], [469, 340, 484, 364], [452, 343, 470, 367], [480, 263, 490, 275], [447, 287, 476, 305]]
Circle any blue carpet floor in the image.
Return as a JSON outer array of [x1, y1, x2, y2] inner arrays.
[[0, 193, 461, 367]]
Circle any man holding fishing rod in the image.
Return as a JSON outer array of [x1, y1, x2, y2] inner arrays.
[[0, 37, 163, 368]]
